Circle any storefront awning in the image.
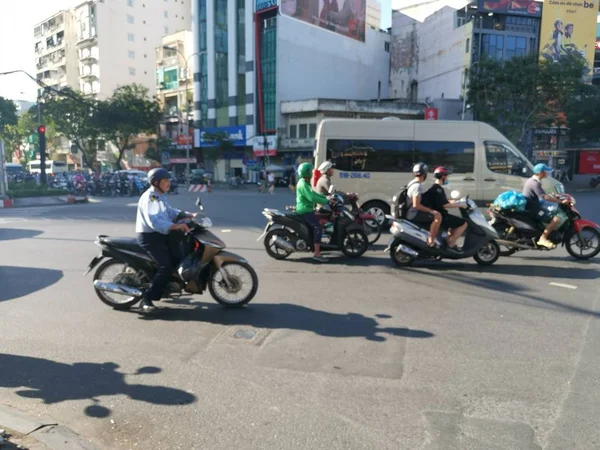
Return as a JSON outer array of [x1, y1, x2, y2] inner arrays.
[[392, 0, 471, 22]]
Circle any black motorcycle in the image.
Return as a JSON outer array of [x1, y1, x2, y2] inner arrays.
[[86, 198, 258, 310], [385, 191, 501, 267], [259, 192, 368, 260]]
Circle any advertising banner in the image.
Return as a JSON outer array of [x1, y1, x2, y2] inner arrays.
[[280, 0, 366, 42], [253, 135, 278, 156], [478, 0, 542, 17], [538, 0, 597, 72], [256, 0, 277, 11], [199, 126, 246, 147], [579, 150, 600, 174]]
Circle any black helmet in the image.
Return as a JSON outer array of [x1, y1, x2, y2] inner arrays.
[[148, 168, 171, 186], [412, 162, 429, 177]]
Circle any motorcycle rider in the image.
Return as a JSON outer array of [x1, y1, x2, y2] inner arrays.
[[422, 166, 467, 250], [406, 163, 442, 247], [296, 162, 330, 263], [315, 161, 334, 195], [523, 163, 569, 249], [136, 168, 196, 311]]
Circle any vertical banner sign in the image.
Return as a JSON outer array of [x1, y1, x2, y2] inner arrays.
[[424, 108, 438, 120], [538, 0, 597, 74]]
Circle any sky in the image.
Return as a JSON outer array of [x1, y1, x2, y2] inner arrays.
[[0, 0, 386, 102]]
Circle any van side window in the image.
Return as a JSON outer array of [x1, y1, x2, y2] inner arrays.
[[485, 142, 531, 177], [413, 141, 475, 173], [326, 139, 413, 172]]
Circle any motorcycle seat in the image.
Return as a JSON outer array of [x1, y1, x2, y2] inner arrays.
[[99, 236, 143, 251]]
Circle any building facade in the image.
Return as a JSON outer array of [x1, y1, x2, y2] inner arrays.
[[191, 0, 393, 179], [36, 0, 192, 99]]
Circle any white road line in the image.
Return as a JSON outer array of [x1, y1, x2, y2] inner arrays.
[[221, 229, 232, 232], [549, 282, 578, 290]]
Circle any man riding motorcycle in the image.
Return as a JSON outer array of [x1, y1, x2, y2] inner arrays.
[[135, 168, 196, 312], [523, 163, 569, 249], [406, 163, 442, 248], [422, 166, 468, 250], [296, 162, 330, 263]]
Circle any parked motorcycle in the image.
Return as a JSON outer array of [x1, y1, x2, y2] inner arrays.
[[337, 191, 381, 245], [489, 193, 600, 260], [385, 191, 501, 266], [86, 197, 258, 310], [590, 176, 599, 188], [259, 189, 369, 260]]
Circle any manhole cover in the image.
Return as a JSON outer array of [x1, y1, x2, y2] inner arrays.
[[233, 329, 257, 340]]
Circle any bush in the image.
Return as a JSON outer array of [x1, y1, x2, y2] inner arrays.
[[7, 184, 68, 199]]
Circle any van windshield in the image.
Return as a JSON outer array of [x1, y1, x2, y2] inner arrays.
[[484, 142, 532, 178]]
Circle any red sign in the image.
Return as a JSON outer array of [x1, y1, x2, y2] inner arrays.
[[253, 149, 277, 157], [579, 151, 600, 174], [424, 108, 438, 120], [478, 0, 542, 17], [177, 135, 193, 145]]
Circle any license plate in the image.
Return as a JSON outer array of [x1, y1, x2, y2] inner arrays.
[[257, 222, 272, 241], [83, 254, 104, 276]]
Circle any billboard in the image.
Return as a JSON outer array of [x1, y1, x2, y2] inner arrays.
[[478, 0, 541, 17], [199, 126, 246, 147], [280, 0, 366, 42], [538, 0, 597, 71], [579, 151, 600, 174]]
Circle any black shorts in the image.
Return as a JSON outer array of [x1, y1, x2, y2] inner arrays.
[[410, 211, 434, 226], [442, 215, 466, 229]]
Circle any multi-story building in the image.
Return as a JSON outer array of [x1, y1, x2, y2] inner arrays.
[[191, 0, 396, 178], [366, 0, 382, 29], [36, 0, 192, 99], [34, 11, 79, 93]]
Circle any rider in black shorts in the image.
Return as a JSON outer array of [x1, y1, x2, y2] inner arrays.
[[422, 166, 468, 249]]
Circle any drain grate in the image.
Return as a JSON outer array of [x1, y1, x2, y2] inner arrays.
[[233, 329, 257, 340]]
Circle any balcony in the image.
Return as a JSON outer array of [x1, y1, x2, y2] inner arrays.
[[80, 53, 98, 64], [80, 70, 99, 80], [77, 29, 98, 46]]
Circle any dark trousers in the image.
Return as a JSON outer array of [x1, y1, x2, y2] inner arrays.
[[137, 232, 174, 302], [299, 212, 322, 244]]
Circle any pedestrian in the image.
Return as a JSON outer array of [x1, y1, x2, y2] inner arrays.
[[289, 171, 297, 192], [258, 168, 266, 193], [268, 172, 275, 194]]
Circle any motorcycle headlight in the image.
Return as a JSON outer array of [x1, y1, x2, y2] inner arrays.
[[197, 217, 213, 228], [555, 183, 565, 195]]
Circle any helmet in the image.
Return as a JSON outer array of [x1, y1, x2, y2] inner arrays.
[[318, 161, 333, 172], [412, 162, 429, 176], [433, 166, 449, 179], [298, 162, 313, 179], [148, 168, 171, 186]]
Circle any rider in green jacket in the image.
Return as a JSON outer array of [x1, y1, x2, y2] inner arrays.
[[296, 162, 329, 263]]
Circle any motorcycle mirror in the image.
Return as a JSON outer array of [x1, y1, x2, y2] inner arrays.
[[328, 185, 335, 194], [450, 190, 460, 199]]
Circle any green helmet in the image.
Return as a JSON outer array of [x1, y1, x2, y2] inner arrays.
[[297, 162, 313, 179]]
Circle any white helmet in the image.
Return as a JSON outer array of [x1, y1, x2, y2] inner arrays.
[[318, 161, 333, 172]]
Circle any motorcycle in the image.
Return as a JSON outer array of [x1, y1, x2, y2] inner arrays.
[[590, 176, 599, 189], [85, 197, 258, 310], [385, 191, 501, 267], [489, 193, 600, 260], [258, 188, 369, 260], [337, 191, 382, 245]]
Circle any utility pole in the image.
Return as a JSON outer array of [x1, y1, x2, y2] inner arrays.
[[38, 125, 47, 185], [0, 140, 7, 199]]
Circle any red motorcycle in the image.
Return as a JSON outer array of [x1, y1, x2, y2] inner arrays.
[[337, 192, 381, 245], [489, 193, 600, 259]]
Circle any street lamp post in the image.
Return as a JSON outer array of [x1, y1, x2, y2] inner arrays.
[[162, 46, 207, 187]]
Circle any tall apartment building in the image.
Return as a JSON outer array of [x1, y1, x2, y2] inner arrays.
[[366, 0, 382, 30], [35, 0, 192, 99], [191, 0, 394, 175]]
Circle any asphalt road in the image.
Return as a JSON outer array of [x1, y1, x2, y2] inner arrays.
[[1, 187, 599, 450]]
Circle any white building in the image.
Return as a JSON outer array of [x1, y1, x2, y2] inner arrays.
[[35, 0, 192, 99], [191, 0, 394, 176], [366, 0, 382, 30]]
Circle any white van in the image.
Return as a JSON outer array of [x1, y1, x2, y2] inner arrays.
[[28, 160, 68, 174], [313, 118, 564, 225]]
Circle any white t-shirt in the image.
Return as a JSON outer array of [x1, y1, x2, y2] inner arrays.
[[268, 173, 275, 183], [406, 180, 423, 220]]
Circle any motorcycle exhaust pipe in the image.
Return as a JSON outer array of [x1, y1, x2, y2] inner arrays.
[[495, 239, 532, 250], [272, 236, 295, 252], [397, 244, 419, 257], [93, 280, 143, 297]]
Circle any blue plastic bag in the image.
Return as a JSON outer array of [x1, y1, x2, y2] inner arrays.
[[539, 199, 568, 227], [493, 190, 527, 212]]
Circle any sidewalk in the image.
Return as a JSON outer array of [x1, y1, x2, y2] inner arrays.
[[0, 405, 98, 450]]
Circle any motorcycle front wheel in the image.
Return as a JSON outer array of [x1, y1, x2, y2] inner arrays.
[[566, 227, 600, 260], [209, 262, 259, 307], [364, 220, 382, 245]]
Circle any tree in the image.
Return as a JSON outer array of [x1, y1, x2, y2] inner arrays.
[[42, 88, 100, 169], [0, 97, 18, 134], [97, 84, 162, 168], [564, 84, 600, 143], [467, 54, 588, 148], [145, 137, 172, 163], [201, 131, 233, 162]]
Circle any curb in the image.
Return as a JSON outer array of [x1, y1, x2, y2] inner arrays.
[[6, 196, 89, 208], [0, 405, 99, 450]]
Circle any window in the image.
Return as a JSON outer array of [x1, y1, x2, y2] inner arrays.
[[505, 36, 526, 59], [414, 141, 475, 173], [164, 26, 169, 35], [127, 0, 134, 5], [482, 34, 503, 60], [127, 15, 134, 24], [465, 38, 470, 53], [309, 123, 317, 138], [289, 125, 297, 138], [127, 33, 135, 41], [384, 41, 390, 52], [128, 50, 135, 59], [129, 67, 136, 76], [299, 124, 308, 139], [327, 139, 414, 172], [485, 142, 531, 177], [164, 10, 168, 18]]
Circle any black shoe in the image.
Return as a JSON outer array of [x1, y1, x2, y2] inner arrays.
[[140, 298, 159, 312]]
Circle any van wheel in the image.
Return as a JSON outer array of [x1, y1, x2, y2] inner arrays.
[[361, 201, 390, 229]]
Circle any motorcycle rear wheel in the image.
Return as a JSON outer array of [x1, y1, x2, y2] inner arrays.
[[264, 229, 294, 260], [473, 241, 500, 266], [93, 259, 144, 310], [389, 244, 415, 267], [341, 230, 368, 258], [209, 262, 258, 307]]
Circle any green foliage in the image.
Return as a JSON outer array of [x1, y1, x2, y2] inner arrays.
[[564, 84, 600, 143], [467, 54, 588, 146], [201, 131, 234, 161], [0, 97, 18, 134]]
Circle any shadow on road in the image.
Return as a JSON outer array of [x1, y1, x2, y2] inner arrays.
[[0, 228, 43, 241], [418, 262, 600, 280], [0, 266, 63, 302], [0, 353, 196, 418], [139, 302, 435, 342]]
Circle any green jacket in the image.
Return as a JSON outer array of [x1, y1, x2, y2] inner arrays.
[[296, 178, 328, 215]]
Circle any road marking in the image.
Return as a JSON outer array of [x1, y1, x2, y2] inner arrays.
[[549, 282, 578, 290], [221, 229, 232, 233]]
